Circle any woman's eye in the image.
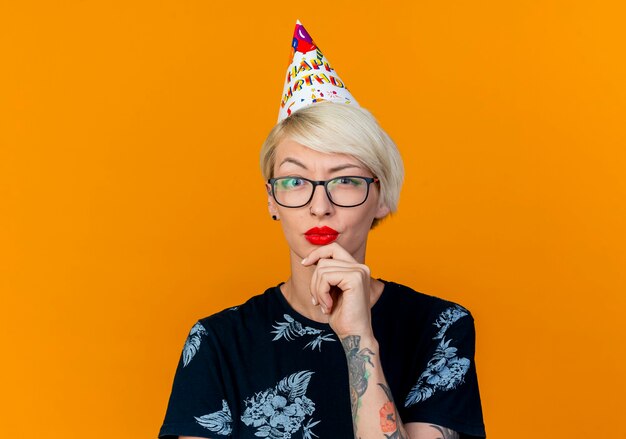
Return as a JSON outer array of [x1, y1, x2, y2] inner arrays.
[[279, 178, 304, 189], [336, 177, 362, 186]]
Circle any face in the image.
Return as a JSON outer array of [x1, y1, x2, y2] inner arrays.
[[267, 138, 390, 263]]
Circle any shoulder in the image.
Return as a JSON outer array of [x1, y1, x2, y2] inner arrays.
[[373, 280, 476, 347], [194, 285, 279, 334], [377, 280, 474, 323]]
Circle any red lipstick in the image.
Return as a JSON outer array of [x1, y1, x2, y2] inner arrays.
[[305, 226, 339, 245]]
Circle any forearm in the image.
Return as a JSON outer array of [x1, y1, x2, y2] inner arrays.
[[341, 334, 409, 439]]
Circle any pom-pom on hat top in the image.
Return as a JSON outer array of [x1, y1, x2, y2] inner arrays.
[[278, 20, 358, 122]]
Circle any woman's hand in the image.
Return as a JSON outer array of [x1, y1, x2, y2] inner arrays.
[[302, 242, 374, 339]]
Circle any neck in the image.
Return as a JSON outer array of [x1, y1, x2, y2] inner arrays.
[[280, 251, 328, 323]]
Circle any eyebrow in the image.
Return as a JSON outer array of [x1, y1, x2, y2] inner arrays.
[[278, 157, 363, 173]]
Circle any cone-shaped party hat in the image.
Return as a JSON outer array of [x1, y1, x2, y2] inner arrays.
[[278, 20, 358, 121]]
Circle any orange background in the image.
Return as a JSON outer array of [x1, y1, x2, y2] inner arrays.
[[1, 1, 625, 438]]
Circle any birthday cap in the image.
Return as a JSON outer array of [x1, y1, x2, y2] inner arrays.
[[278, 20, 358, 121]]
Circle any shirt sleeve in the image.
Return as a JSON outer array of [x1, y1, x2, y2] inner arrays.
[[159, 321, 234, 438], [400, 306, 486, 438]]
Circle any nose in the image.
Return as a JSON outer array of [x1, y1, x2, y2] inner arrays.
[[309, 184, 334, 217]]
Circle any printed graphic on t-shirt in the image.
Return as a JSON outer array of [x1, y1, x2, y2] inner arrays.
[[195, 400, 233, 436], [182, 322, 207, 367], [405, 306, 471, 406], [271, 313, 336, 351], [433, 305, 468, 339], [191, 370, 320, 438], [241, 370, 320, 439]]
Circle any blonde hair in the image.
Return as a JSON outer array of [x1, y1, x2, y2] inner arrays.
[[260, 102, 404, 227]]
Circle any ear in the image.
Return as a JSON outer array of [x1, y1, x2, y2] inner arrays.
[[266, 183, 280, 219], [374, 202, 391, 219]]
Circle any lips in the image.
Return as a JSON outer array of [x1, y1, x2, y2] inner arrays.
[[305, 226, 339, 245]]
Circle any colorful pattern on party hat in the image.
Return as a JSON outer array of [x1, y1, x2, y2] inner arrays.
[[278, 20, 358, 121]]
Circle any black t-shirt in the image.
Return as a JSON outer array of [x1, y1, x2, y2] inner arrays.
[[159, 281, 486, 438]]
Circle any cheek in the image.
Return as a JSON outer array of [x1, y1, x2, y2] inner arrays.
[[277, 211, 302, 237], [344, 211, 374, 235]]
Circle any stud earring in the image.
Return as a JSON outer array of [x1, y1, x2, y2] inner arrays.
[[272, 215, 278, 221]]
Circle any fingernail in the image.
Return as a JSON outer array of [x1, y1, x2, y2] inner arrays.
[[301, 257, 307, 265], [320, 305, 327, 314], [311, 296, 317, 306]]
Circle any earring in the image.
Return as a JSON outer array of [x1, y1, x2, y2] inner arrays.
[[272, 215, 278, 221]]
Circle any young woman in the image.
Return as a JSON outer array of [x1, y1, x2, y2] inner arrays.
[[158, 102, 486, 439]]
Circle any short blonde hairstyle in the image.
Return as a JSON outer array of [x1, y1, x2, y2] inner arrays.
[[260, 102, 404, 227]]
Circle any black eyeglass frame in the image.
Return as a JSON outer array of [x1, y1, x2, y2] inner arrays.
[[267, 176, 380, 208]]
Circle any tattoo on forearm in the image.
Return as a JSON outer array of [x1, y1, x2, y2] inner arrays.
[[341, 335, 375, 431], [430, 424, 460, 439], [378, 383, 408, 439]]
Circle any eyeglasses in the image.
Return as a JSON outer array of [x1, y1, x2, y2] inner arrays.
[[268, 176, 379, 208]]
